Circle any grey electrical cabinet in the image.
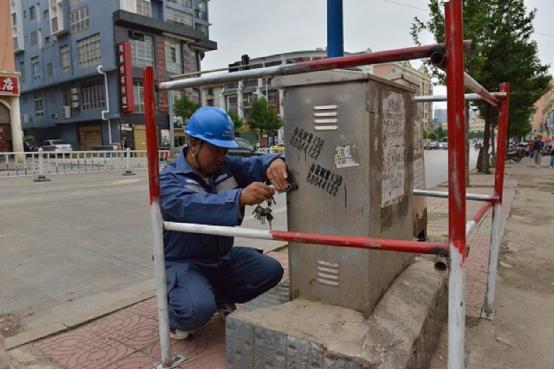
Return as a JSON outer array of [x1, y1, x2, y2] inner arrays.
[[273, 70, 415, 314]]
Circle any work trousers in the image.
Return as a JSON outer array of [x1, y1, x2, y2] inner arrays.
[[166, 247, 283, 331]]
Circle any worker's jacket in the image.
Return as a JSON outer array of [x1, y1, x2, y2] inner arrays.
[[160, 147, 281, 263]]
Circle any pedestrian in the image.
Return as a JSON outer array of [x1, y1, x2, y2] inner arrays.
[[528, 139, 534, 158], [160, 107, 287, 340], [120, 137, 129, 150], [533, 135, 544, 168], [550, 135, 554, 168]]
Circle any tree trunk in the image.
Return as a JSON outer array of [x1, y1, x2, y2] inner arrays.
[[479, 118, 492, 173]]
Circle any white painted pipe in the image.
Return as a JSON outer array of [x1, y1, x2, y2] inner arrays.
[[164, 222, 273, 240], [482, 203, 502, 319], [448, 248, 466, 368], [38, 148, 44, 177], [414, 189, 497, 202], [413, 92, 506, 102]]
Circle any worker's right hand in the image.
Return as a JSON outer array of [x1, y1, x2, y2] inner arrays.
[[239, 182, 275, 207]]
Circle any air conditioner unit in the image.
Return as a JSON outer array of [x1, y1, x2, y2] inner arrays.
[[71, 88, 80, 108], [63, 106, 71, 119]]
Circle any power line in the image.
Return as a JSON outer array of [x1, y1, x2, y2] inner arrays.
[[535, 31, 554, 38], [382, 0, 428, 13]]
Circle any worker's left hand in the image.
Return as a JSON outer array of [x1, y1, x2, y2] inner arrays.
[[266, 158, 289, 193]]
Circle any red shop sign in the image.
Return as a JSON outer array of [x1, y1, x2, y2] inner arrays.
[[118, 42, 134, 112], [0, 75, 20, 96]]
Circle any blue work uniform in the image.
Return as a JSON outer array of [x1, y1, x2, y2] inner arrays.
[[160, 148, 284, 331]]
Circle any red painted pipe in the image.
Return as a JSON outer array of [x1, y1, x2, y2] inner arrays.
[[472, 202, 492, 224], [270, 230, 449, 256], [445, 0, 467, 259], [143, 66, 161, 204], [494, 83, 511, 203]]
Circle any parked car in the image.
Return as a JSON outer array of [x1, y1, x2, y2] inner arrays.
[[38, 139, 73, 152], [23, 139, 37, 152], [270, 143, 286, 154], [438, 141, 448, 150], [424, 141, 439, 150], [227, 137, 261, 157]]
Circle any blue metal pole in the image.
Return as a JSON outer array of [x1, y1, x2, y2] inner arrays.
[[327, 0, 344, 57]]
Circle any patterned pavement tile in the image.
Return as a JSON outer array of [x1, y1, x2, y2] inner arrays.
[[34, 329, 135, 368], [127, 298, 159, 320], [112, 350, 158, 369], [85, 310, 159, 351]]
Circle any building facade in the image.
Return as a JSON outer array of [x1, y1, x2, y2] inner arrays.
[[12, 0, 216, 150], [200, 50, 432, 146], [531, 81, 554, 134], [1, 0, 22, 152]]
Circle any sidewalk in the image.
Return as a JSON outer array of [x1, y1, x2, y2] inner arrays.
[[6, 159, 551, 368]]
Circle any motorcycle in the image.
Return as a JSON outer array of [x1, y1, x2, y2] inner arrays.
[[506, 147, 526, 162]]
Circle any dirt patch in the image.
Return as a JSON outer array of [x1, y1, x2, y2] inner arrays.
[[0, 313, 21, 337]]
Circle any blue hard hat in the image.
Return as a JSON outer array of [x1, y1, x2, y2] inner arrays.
[[185, 107, 238, 149]]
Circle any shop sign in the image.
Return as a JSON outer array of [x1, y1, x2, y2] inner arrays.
[[0, 75, 19, 96], [118, 42, 134, 112]]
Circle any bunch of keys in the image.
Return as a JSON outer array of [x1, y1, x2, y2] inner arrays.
[[252, 197, 276, 228]]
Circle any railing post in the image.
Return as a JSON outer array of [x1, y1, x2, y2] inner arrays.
[[143, 66, 184, 368], [33, 148, 51, 182], [482, 82, 510, 319], [122, 147, 136, 176], [445, 0, 466, 368]]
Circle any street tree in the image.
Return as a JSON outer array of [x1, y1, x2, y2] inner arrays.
[[227, 110, 244, 131], [412, 0, 551, 173], [174, 95, 200, 122], [246, 97, 283, 146]]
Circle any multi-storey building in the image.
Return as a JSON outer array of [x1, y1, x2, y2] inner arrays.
[[12, 0, 216, 150], [200, 50, 433, 146], [200, 49, 374, 145], [0, 0, 22, 152], [531, 81, 554, 134]]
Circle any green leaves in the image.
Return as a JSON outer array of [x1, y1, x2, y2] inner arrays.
[[246, 97, 283, 133]]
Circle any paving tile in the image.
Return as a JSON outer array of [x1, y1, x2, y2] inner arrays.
[[113, 350, 158, 369], [85, 311, 159, 351], [127, 298, 159, 320], [34, 329, 135, 368]]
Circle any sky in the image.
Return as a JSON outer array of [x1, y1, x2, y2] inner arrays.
[[201, 0, 554, 107]]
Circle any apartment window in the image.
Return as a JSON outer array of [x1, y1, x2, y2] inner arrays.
[[133, 79, 144, 112], [77, 33, 101, 68], [166, 7, 193, 27], [195, 0, 207, 20], [165, 38, 182, 75], [226, 95, 238, 113], [70, 6, 89, 34], [80, 79, 105, 110], [12, 13, 17, 26], [63, 88, 71, 106], [129, 33, 154, 68], [29, 6, 36, 20], [31, 57, 40, 80], [34, 95, 44, 116], [18, 61, 25, 82], [47, 63, 53, 77], [136, 0, 151, 17], [167, 0, 192, 7], [60, 45, 71, 71], [31, 30, 38, 46], [195, 23, 208, 37], [43, 9, 49, 19], [49, 91, 56, 103]]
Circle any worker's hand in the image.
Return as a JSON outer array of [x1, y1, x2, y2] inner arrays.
[[266, 159, 289, 193], [240, 182, 276, 207]]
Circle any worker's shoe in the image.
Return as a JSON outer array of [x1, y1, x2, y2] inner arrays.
[[217, 302, 236, 321], [169, 328, 196, 340]]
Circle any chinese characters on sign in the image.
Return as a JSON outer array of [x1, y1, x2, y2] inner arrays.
[[0, 76, 20, 96], [118, 42, 134, 112]]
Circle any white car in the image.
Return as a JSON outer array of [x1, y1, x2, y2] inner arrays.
[[39, 139, 73, 152]]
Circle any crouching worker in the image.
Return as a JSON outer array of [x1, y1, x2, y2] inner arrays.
[[160, 107, 287, 340]]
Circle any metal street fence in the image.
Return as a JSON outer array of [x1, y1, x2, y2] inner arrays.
[[0, 149, 172, 179]]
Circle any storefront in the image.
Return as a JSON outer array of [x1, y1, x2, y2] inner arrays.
[[0, 72, 22, 152]]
